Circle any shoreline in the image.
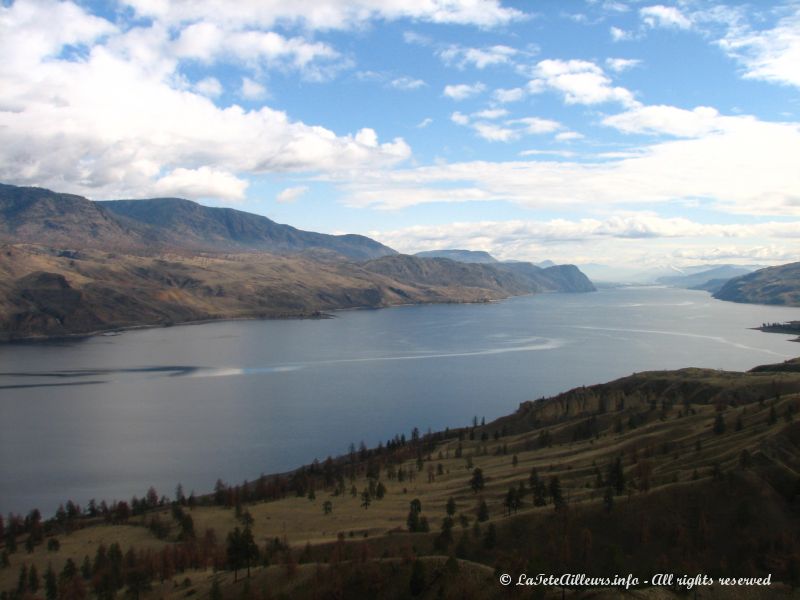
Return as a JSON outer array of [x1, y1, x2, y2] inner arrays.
[[0, 293, 533, 345]]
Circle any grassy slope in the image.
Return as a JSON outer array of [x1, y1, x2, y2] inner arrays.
[[2, 361, 800, 598]]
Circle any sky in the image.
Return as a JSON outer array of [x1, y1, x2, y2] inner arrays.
[[1, 0, 799, 273]]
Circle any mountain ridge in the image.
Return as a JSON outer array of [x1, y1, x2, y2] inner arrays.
[[714, 262, 800, 306]]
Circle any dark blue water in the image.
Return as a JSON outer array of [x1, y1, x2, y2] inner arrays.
[[1, 286, 799, 515]]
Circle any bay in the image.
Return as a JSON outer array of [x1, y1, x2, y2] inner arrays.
[[1, 286, 800, 516]]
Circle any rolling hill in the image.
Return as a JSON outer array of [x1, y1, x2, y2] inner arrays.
[[714, 262, 800, 306], [2, 359, 799, 598]]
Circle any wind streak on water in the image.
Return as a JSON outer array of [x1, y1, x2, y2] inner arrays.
[[571, 326, 788, 358]]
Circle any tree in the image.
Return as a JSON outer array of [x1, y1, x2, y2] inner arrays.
[[477, 499, 489, 522], [45, 565, 58, 600], [713, 414, 726, 435], [483, 523, 497, 549], [409, 559, 426, 596], [549, 476, 565, 510], [240, 527, 259, 578], [323, 501, 333, 515], [469, 468, 485, 493], [361, 489, 371, 509], [210, 578, 222, 600], [407, 499, 422, 532], [29, 564, 40, 593], [227, 528, 244, 581], [446, 497, 457, 517]]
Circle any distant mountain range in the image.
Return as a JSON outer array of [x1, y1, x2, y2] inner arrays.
[[0, 184, 595, 340], [713, 262, 800, 306], [656, 265, 758, 292], [0, 183, 395, 260], [414, 249, 497, 263]]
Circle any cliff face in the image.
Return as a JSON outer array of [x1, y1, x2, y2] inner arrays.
[[713, 262, 800, 306]]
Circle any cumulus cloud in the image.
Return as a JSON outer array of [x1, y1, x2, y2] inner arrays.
[[438, 44, 520, 69], [390, 76, 426, 90], [174, 25, 344, 80], [492, 87, 526, 103], [640, 5, 693, 29], [529, 59, 639, 107], [276, 185, 309, 203], [450, 111, 562, 142], [334, 116, 800, 215], [605, 57, 642, 72], [194, 77, 223, 97], [240, 77, 268, 99], [0, 0, 411, 201], [718, 6, 800, 89], [443, 82, 487, 100], [154, 167, 249, 201], [610, 26, 635, 42], [603, 105, 728, 137]]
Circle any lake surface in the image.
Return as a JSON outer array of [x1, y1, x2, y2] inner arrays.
[[2, 286, 800, 516]]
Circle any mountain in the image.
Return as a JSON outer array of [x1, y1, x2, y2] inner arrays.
[[714, 261, 800, 306], [0, 184, 395, 260], [0, 183, 146, 250], [496, 261, 597, 293], [414, 249, 498, 263], [656, 264, 756, 289], [0, 183, 595, 339], [100, 197, 395, 260], [363, 255, 595, 296]]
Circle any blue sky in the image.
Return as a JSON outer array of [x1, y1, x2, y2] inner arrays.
[[1, 0, 799, 271]]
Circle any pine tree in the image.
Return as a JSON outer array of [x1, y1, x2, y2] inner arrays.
[[446, 497, 456, 517]]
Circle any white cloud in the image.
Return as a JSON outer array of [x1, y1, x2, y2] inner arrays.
[[493, 87, 526, 103], [510, 117, 562, 134], [0, 1, 411, 202], [450, 112, 470, 126], [472, 123, 518, 142], [555, 131, 584, 141], [122, 0, 525, 30], [640, 5, 692, 29], [154, 167, 249, 201], [276, 185, 309, 203], [473, 108, 509, 120], [610, 26, 634, 42], [174, 25, 344, 81], [530, 59, 639, 107], [194, 76, 223, 97], [605, 57, 642, 72], [416, 117, 434, 128], [240, 77, 268, 100], [390, 76, 426, 90], [718, 7, 800, 89], [368, 215, 800, 265], [451, 111, 562, 142], [443, 82, 487, 100], [603, 105, 728, 137], [438, 44, 519, 69], [334, 116, 800, 216]]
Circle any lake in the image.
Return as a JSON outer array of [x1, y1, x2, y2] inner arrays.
[[2, 286, 800, 516]]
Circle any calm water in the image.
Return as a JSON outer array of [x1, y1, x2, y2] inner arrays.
[[2, 286, 800, 516]]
